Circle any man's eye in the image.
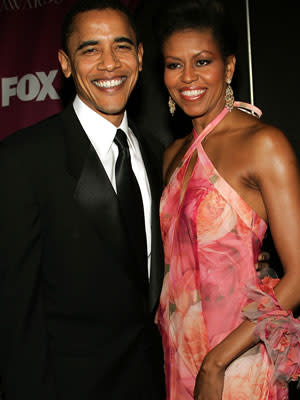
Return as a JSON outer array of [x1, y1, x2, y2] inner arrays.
[[83, 48, 97, 54], [166, 63, 181, 70]]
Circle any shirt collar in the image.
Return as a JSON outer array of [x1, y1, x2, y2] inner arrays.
[[73, 95, 134, 158]]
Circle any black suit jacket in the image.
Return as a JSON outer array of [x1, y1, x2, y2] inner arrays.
[[0, 105, 165, 400]]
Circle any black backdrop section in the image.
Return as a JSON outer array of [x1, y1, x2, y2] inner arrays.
[[251, 1, 300, 157]]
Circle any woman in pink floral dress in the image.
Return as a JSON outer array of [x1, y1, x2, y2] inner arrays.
[[156, 1, 300, 399]]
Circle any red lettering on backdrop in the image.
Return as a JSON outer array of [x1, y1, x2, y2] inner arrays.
[[0, 0, 141, 140]]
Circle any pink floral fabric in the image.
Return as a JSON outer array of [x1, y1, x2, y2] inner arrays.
[[243, 279, 300, 385], [157, 106, 292, 399]]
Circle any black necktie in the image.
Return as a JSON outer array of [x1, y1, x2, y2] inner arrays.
[[114, 129, 148, 284]]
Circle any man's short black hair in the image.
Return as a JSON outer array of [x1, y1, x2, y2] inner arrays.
[[61, 0, 140, 54]]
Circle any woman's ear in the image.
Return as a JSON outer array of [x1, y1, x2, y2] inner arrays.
[[225, 55, 236, 82]]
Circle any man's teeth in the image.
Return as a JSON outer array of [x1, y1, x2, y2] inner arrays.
[[181, 89, 206, 96], [94, 78, 125, 88]]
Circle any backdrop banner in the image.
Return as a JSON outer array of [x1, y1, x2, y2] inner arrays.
[[0, 0, 141, 140]]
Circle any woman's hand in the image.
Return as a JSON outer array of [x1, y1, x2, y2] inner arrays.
[[193, 355, 225, 400]]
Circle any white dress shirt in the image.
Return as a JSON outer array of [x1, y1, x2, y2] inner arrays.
[[73, 96, 152, 277]]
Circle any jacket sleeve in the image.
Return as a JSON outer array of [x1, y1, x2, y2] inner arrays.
[[0, 139, 54, 399]]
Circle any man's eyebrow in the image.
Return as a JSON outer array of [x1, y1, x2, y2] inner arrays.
[[76, 40, 99, 52], [76, 37, 135, 52], [114, 37, 135, 46]]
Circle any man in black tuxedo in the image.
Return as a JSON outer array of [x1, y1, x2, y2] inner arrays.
[[0, 1, 165, 399]]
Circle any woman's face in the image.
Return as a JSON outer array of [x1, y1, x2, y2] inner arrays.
[[163, 28, 235, 122]]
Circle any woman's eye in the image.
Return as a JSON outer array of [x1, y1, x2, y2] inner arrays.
[[116, 44, 131, 50], [196, 59, 211, 66], [166, 63, 181, 70]]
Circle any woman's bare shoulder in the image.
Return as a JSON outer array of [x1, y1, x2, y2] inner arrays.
[[233, 110, 291, 154], [164, 137, 187, 163], [240, 117, 299, 181], [246, 119, 293, 157], [163, 135, 192, 184]]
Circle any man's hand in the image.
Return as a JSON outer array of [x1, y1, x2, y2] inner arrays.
[[255, 251, 278, 279]]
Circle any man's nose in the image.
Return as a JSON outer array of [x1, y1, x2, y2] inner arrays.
[[98, 49, 121, 71]]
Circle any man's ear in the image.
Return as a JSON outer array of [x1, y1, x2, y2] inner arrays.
[[137, 43, 144, 72], [58, 49, 72, 78]]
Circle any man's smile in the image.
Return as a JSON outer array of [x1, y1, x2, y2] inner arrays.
[[93, 77, 126, 89]]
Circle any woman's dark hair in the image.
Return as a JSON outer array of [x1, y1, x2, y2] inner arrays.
[[156, 0, 237, 60], [61, 0, 139, 54]]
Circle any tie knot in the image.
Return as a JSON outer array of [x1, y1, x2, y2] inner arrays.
[[114, 129, 128, 150]]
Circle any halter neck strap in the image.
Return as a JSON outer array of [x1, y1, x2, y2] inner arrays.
[[186, 106, 229, 160], [186, 101, 262, 160], [234, 101, 262, 118], [192, 107, 229, 141]]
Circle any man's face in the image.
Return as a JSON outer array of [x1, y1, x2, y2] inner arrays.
[[58, 8, 143, 126]]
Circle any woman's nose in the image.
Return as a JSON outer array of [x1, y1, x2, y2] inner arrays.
[[181, 65, 197, 83]]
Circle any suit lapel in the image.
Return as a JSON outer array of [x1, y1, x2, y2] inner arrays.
[[133, 124, 164, 312], [61, 105, 124, 245], [60, 106, 145, 289]]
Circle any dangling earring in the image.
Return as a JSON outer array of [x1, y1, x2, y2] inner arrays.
[[168, 96, 176, 116], [225, 79, 234, 112]]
